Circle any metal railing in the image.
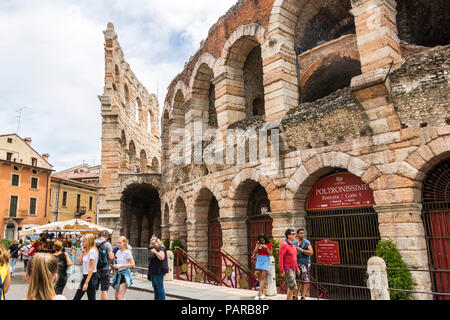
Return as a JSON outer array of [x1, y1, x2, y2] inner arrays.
[[174, 247, 220, 286], [219, 248, 259, 290]]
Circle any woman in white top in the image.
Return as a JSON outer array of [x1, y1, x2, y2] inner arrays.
[[24, 253, 67, 300], [73, 233, 99, 300], [112, 236, 135, 300]]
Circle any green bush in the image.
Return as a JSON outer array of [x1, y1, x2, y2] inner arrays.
[[375, 239, 414, 300], [269, 239, 280, 284], [170, 239, 185, 265], [0, 239, 12, 250], [163, 239, 170, 250]]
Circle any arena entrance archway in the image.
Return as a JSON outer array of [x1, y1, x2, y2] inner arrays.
[[121, 183, 161, 247], [305, 171, 380, 300], [423, 157, 450, 300], [246, 183, 273, 268]]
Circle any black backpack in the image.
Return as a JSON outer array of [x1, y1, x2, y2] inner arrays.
[[96, 241, 109, 269]]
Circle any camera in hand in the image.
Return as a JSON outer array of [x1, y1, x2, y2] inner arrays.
[[149, 245, 155, 250]]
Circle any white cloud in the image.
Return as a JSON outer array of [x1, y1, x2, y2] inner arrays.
[[0, 0, 237, 171]]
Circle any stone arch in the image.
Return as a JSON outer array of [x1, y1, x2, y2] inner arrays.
[[301, 50, 362, 102], [114, 64, 121, 89], [151, 157, 160, 173], [139, 150, 147, 173], [190, 187, 222, 269], [170, 80, 189, 114], [286, 152, 371, 210], [4, 220, 18, 240], [136, 97, 142, 124], [191, 60, 218, 129], [220, 24, 267, 66], [120, 129, 127, 147], [121, 182, 161, 247], [172, 196, 188, 246], [405, 137, 450, 201], [124, 83, 130, 106], [189, 53, 217, 89], [214, 24, 268, 127], [171, 89, 186, 162]]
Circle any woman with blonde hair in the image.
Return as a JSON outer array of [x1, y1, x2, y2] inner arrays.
[[73, 233, 99, 300], [25, 253, 66, 300], [111, 236, 135, 300], [53, 241, 73, 295], [0, 242, 11, 300]]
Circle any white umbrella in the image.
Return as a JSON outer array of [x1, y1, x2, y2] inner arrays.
[[19, 219, 113, 238]]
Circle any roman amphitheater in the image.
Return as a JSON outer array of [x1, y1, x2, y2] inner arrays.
[[97, 0, 449, 299]]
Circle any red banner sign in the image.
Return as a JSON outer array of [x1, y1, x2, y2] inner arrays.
[[315, 239, 340, 266], [306, 172, 375, 211], [86, 217, 92, 223]]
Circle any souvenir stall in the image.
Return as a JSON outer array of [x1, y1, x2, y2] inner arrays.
[[18, 219, 114, 263]]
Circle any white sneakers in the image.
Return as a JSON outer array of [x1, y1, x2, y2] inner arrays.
[[254, 295, 260, 300], [254, 294, 265, 300]]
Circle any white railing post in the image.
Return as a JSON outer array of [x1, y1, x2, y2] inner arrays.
[[265, 256, 277, 296], [164, 250, 174, 281], [367, 256, 390, 300]]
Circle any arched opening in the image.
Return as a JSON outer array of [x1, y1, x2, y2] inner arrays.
[[162, 110, 170, 169], [148, 111, 152, 133], [120, 130, 126, 147], [5, 222, 16, 241], [234, 179, 273, 267], [193, 188, 222, 277], [151, 158, 160, 173], [396, 0, 450, 48], [124, 84, 130, 106], [121, 184, 161, 247], [302, 171, 379, 300], [294, 0, 355, 52], [422, 156, 450, 300], [225, 34, 265, 126], [302, 56, 362, 102], [136, 97, 142, 124], [139, 150, 147, 173], [243, 45, 265, 119], [192, 64, 218, 130], [129, 141, 136, 172], [162, 203, 170, 242], [173, 197, 188, 247], [172, 90, 186, 161]]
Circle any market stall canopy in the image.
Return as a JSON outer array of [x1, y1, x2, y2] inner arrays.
[[19, 219, 113, 238]]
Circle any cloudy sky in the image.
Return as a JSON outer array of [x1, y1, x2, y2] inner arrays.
[[0, 0, 236, 171]]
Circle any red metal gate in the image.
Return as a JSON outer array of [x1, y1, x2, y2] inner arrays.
[[208, 197, 222, 278], [423, 157, 450, 300], [208, 221, 223, 278]]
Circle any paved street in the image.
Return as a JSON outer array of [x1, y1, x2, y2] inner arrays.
[[6, 262, 180, 300]]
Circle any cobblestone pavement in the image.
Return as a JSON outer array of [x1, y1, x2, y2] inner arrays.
[[5, 263, 180, 300]]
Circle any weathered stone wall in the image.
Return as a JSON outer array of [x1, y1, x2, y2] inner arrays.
[[389, 45, 450, 128], [282, 87, 369, 150], [98, 23, 161, 242]]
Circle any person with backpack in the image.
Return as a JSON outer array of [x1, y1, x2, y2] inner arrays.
[[73, 233, 99, 300], [7, 240, 20, 276], [0, 242, 11, 300], [52, 241, 73, 295], [95, 231, 114, 300], [111, 236, 135, 300]]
